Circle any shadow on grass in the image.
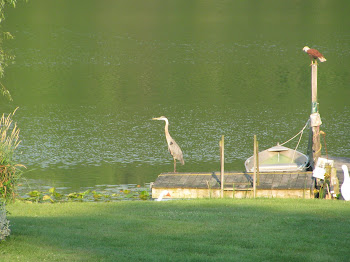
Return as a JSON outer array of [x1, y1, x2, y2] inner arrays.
[[3, 199, 350, 261]]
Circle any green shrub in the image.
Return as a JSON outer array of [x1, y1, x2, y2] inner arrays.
[[0, 200, 10, 240]]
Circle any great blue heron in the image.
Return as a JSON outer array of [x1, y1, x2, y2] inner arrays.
[[152, 116, 184, 172]]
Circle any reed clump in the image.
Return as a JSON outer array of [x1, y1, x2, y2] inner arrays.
[[0, 107, 24, 201]]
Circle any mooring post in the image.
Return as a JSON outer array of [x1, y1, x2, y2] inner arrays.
[[220, 135, 224, 198], [308, 63, 322, 169], [253, 135, 257, 198], [256, 139, 260, 186]]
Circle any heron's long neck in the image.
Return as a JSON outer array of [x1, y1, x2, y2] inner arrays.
[[164, 119, 171, 140]]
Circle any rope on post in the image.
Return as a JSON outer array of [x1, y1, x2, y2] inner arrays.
[[280, 119, 310, 147]]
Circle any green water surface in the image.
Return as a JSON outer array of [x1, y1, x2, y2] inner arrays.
[[1, 0, 349, 193]]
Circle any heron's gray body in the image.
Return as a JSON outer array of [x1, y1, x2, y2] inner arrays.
[[152, 116, 184, 172]]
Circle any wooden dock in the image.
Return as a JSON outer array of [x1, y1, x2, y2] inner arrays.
[[152, 171, 314, 199], [151, 156, 350, 199]]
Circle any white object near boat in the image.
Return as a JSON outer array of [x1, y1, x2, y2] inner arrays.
[[245, 144, 309, 172], [312, 157, 334, 179], [341, 165, 350, 201], [155, 190, 171, 201]]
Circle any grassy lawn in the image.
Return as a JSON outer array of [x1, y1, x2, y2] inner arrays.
[[1, 199, 350, 261]]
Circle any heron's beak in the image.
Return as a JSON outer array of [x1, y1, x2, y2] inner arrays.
[[152, 117, 160, 120]]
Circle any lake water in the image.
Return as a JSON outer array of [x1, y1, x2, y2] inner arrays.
[[1, 0, 350, 194]]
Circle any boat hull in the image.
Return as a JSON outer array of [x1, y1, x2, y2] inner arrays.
[[245, 146, 309, 172]]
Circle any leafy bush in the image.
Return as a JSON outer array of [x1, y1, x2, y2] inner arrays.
[[0, 201, 10, 241]]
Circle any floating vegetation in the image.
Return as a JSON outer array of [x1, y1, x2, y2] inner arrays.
[[19, 184, 152, 203]]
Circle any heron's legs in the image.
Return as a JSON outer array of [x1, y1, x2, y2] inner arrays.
[[174, 158, 177, 173]]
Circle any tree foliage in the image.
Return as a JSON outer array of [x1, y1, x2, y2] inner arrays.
[[0, 0, 18, 101]]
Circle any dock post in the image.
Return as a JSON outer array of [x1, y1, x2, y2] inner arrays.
[[253, 135, 257, 198], [220, 135, 224, 198], [308, 63, 322, 169], [256, 139, 260, 186]]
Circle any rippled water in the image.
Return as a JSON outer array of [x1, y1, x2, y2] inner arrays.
[[1, 0, 350, 193]]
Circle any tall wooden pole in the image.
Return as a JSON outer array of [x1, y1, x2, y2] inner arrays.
[[308, 63, 322, 169], [253, 135, 257, 198], [220, 135, 224, 198], [256, 139, 260, 186]]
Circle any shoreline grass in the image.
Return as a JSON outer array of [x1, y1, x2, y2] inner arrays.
[[2, 198, 350, 261]]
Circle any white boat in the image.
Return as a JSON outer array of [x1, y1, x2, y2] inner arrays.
[[245, 144, 309, 172]]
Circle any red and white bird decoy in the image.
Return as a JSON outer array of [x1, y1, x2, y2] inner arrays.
[[155, 190, 171, 201], [303, 46, 327, 65]]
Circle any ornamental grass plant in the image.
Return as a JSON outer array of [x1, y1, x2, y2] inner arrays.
[[0, 108, 24, 201], [0, 108, 23, 241]]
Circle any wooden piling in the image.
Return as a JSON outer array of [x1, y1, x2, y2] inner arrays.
[[253, 135, 257, 198], [256, 139, 260, 185], [311, 63, 317, 107], [220, 135, 224, 198], [308, 63, 322, 169]]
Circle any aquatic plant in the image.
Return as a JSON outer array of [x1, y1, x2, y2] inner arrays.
[[21, 185, 152, 203], [139, 190, 150, 200], [0, 108, 25, 201]]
